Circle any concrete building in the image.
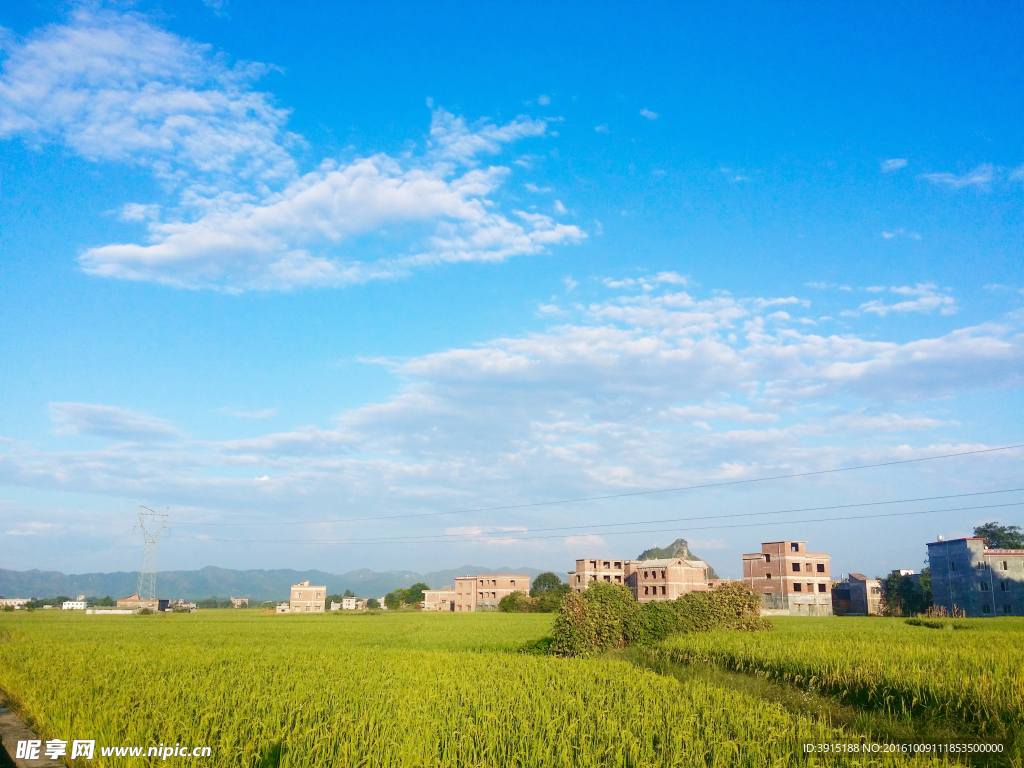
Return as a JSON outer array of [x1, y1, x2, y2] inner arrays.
[[61, 600, 86, 610], [626, 558, 710, 602], [568, 557, 710, 602], [742, 541, 832, 616], [453, 574, 530, 612], [832, 574, 882, 616], [275, 602, 290, 614], [0, 598, 29, 609], [330, 601, 341, 611], [229, 597, 248, 608], [422, 588, 456, 611], [341, 597, 367, 610], [116, 594, 169, 612], [568, 558, 629, 592], [928, 537, 1024, 617], [289, 581, 326, 613]]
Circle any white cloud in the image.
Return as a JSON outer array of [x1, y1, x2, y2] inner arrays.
[[2, 282, 1021, 534], [921, 164, 995, 189], [881, 228, 921, 241], [524, 183, 551, 193], [5, 521, 56, 536], [594, 124, 609, 133], [0, 8, 297, 187], [537, 95, 551, 106], [0, 11, 580, 292], [554, 200, 567, 214], [49, 402, 182, 440], [881, 158, 907, 173], [857, 284, 957, 317], [639, 108, 658, 120]]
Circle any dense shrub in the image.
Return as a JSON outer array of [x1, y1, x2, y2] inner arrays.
[[550, 581, 769, 657], [498, 591, 536, 613]]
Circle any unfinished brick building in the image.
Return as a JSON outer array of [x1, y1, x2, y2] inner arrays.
[[568, 557, 710, 602], [742, 540, 832, 616], [453, 574, 530, 611]]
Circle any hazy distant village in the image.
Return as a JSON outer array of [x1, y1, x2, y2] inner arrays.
[[4, 527, 1022, 620]]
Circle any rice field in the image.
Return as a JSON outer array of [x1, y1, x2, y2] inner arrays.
[[656, 616, 1024, 753], [0, 610, 1002, 767]]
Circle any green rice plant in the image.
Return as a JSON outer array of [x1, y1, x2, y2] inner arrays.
[[0, 611, 949, 767], [656, 616, 1024, 749]]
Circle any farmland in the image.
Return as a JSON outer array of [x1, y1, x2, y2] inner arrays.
[[656, 616, 1024, 760], [0, 611, 1018, 767]]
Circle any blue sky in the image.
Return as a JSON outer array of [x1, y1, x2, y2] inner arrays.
[[1, 1, 1022, 581]]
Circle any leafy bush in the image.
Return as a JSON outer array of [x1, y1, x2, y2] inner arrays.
[[550, 581, 768, 657], [498, 591, 536, 612]]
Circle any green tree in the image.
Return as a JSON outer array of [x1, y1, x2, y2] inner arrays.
[[343, 589, 355, 598], [529, 572, 562, 597], [406, 582, 430, 605], [384, 589, 408, 610], [91, 596, 115, 607], [974, 522, 1024, 549], [326, 594, 344, 607], [881, 569, 932, 616], [366, 598, 380, 609], [498, 591, 536, 612]]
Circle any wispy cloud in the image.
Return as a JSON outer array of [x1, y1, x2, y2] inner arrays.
[[921, 163, 995, 189], [639, 108, 658, 120], [880, 158, 907, 173], [881, 228, 921, 240], [856, 284, 957, 317], [0, 11, 582, 292], [49, 402, 182, 440]]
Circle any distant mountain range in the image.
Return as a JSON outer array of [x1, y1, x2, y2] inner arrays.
[[0, 564, 548, 602]]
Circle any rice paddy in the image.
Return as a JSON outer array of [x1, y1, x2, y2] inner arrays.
[[0, 610, 1018, 767]]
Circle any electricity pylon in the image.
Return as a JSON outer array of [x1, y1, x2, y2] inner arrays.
[[135, 506, 169, 601]]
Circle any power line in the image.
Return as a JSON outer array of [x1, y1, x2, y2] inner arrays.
[[176, 486, 1024, 536], [170, 500, 1024, 546], [173, 442, 1024, 527]]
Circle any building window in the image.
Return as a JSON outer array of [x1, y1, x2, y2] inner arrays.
[[980, 582, 990, 592], [660, 586, 666, 595], [999, 561, 1008, 571], [614, 561, 622, 568], [871, 587, 881, 595], [807, 583, 813, 592], [791, 543, 799, 552], [576, 575, 580, 583], [615, 575, 621, 582], [765, 554, 771, 563], [982, 604, 991, 614], [816, 563, 825, 573], [804, 563, 810, 572], [765, 573, 772, 579], [818, 583, 827, 593], [793, 583, 802, 592], [603, 575, 610, 582], [792, 563, 800, 572], [1001, 581, 1009, 592], [644, 586, 649, 595], [1004, 605, 1012, 615], [644, 571, 649, 578], [949, 561, 955, 571], [603, 561, 610, 568]]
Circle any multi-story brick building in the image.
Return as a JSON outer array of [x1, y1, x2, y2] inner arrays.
[[421, 588, 456, 611], [568, 557, 710, 602], [288, 581, 326, 613], [453, 574, 530, 612], [927, 537, 1024, 617], [742, 540, 832, 616], [568, 557, 629, 592], [625, 558, 710, 602]]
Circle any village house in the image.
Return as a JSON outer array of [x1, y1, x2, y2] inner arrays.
[[341, 597, 367, 610], [453, 575, 530, 611], [229, 597, 249, 608], [928, 537, 1024, 617], [116, 594, 168, 612], [61, 600, 87, 610], [421, 588, 456, 611], [742, 541, 832, 616], [831, 574, 882, 616], [568, 557, 710, 602], [288, 581, 326, 613]]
